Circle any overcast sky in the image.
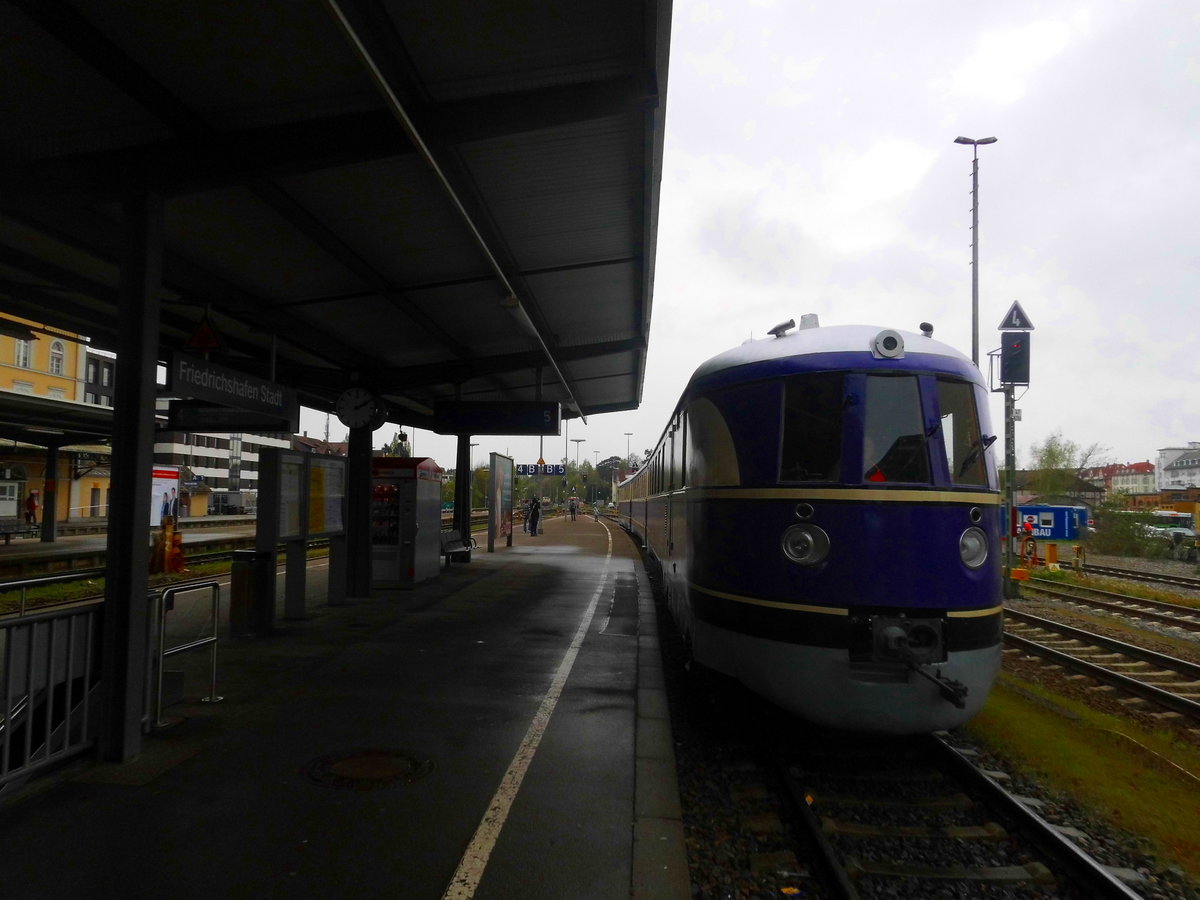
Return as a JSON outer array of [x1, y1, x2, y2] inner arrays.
[[304, 0, 1199, 474]]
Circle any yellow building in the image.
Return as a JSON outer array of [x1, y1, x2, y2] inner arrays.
[[0, 314, 111, 523]]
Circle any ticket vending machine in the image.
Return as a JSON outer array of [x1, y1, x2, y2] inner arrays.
[[371, 457, 443, 588]]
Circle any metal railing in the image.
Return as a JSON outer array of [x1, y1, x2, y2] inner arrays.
[[1, 600, 102, 788], [152, 583, 222, 729]]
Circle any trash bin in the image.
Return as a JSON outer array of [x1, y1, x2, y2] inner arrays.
[[230, 549, 275, 637]]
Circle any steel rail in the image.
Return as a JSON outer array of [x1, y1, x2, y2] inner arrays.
[[1082, 563, 1200, 591], [927, 734, 1144, 899], [1006, 608, 1200, 680], [1023, 580, 1200, 631], [1004, 614, 1200, 720]]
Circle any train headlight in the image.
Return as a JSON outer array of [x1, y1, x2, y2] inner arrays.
[[959, 527, 988, 569], [782, 524, 830, 566]]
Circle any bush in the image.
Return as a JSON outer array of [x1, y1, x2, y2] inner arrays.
[[1089, 508, 1172, 558]]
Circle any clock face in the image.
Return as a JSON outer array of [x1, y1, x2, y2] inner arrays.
[[335, 387, 380, 429]]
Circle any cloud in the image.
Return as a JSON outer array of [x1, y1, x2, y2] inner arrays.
[[942, 13, 1091, 104]]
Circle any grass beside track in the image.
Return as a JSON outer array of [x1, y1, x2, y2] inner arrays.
[[965, 674, 1200, 880]]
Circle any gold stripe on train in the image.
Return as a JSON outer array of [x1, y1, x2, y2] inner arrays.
[[663, 487, 1000, 504], [691, 583, 849, 615], [692, 585, 1003, 620], [947, 605, 1005, 618]]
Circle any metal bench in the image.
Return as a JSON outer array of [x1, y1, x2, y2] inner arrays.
[[439, 529, 476, 567], [0, 518, 39, 545]]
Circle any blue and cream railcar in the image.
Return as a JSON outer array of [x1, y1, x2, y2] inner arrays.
[[618, 316, 1003, 734]]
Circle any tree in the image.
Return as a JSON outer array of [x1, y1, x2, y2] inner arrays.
[[1025, 431, 1107, 502], [379, 430, 411, 457]]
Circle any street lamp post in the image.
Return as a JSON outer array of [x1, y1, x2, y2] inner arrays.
[[624, 432, 633, 466], [954, 135, 997, 367], [571, 438, 585, 467]]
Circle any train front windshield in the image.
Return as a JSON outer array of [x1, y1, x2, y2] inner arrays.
[[779, 372, 995, 488]]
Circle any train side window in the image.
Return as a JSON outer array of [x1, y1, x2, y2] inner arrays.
[[779, 373, 844, 482], [863, 375, 931, 484], [936, 378, 990, 486]]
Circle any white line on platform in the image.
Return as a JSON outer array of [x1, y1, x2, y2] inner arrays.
[[441, 521, 614, 900]]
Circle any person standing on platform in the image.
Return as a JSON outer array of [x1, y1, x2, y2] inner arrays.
[[569, 496, 577, 521], [528, 497, 541, 536], [24, 490, 38, 525]]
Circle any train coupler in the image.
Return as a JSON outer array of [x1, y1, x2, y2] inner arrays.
[[907, 663, 969, 709]]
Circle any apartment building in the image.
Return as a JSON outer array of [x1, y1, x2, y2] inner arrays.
[[1158, 443, 1200, 491], [1111, 461, 1157, 496]]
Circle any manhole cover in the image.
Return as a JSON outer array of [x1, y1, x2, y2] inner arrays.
[[300, 749, 434, 791]]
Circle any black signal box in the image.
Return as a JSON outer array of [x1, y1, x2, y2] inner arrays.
[[1000, 332, 1031, 384]]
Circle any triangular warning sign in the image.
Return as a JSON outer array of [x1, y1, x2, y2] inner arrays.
[[536, 457, 546, 466], [187, 318, 222, 351], [998, 301, 1034, 331]]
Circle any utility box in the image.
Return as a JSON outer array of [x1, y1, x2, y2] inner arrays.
[[1015, 505, 1086, 541], [371, 457, 443, 589]]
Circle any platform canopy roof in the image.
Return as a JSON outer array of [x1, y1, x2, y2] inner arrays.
[[0, 1, 670, 435]]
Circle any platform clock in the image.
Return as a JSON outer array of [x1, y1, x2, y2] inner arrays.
[[335, 386, 382, 429]]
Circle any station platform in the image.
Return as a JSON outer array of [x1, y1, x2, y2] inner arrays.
[[0, 514, 690, 899]]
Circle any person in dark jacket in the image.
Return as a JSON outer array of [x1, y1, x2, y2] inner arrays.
[[528, 497, 541, 536]]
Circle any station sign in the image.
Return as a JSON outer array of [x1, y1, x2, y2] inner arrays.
[[433, 401, 561, 436], [167, 399, 296, 433], [166, 352, 299, 430], [516, 463, 566, 475]]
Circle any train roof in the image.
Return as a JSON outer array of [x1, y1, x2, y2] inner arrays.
[[689, 319, 974, 383]]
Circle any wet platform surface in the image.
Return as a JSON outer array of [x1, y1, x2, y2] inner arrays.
[[0, 514, 689, 899]]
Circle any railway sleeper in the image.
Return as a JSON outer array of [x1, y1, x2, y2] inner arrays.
[[821, 816, 1007, 840], [805, 788, 973, 809], [844, 856, 1057, 885]]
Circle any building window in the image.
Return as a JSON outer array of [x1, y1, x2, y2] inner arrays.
[[48, 387, 66, 400], [15, 340, 32, 369], [101, 363, 112, 387], [49, 340, 65, 375], [87, 359, 98, 383], [85, 391, 98, 404], [12, 381, 33, 394]]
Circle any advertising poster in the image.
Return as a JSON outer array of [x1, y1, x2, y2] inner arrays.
[[150, 466, 181, 526], [488, 453, 514, 552], [279, 458, 304, 538], [308, 457, 346, 535]]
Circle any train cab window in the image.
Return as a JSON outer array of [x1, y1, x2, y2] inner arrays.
[[936, 378, 992, 487], [863, 375, 931, 484], [779, 373, 844, 482]]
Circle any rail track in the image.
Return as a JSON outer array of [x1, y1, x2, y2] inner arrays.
[[1081, 563, 1200, 593], [751, 709, 1144, 898], [1025, 578, 1200, 633], [1004, 609, 1200, 724]]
